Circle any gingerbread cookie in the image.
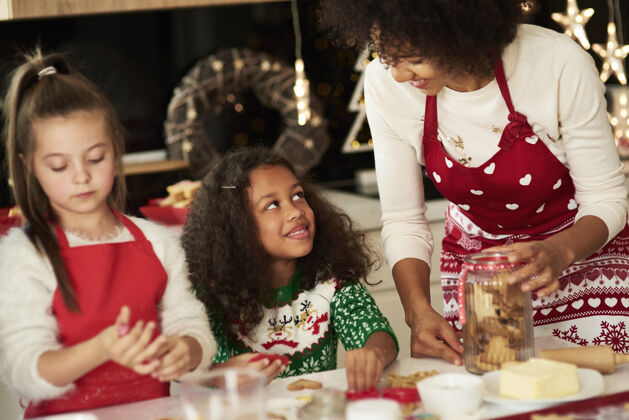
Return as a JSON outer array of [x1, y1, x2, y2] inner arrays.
[[287, 378, 323, 391]]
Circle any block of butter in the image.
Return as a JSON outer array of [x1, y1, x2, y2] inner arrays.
[[499, 358, 579, 400]]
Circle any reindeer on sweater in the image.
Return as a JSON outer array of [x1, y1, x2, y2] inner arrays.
[[263, 314, 299, 350], [295, 299, 329, 335]]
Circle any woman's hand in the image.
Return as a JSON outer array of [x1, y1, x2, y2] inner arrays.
[[486, 215, 609, 298], [486, 239, 571, 298], [212, 353, 286, 384], [408, 304, 463, 365]]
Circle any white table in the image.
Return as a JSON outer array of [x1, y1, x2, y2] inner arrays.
[[32, 348, 629, 420]]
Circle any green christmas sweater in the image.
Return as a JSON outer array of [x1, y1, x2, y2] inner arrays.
[[208, 266, 399, 377]]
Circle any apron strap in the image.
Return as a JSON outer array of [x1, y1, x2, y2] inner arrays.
[[494, 56, 531, 151], [111, 210, 150, 244], [51, 221, 70, 249], [494, 57, 515, 114], [424, 95, 439, 140]]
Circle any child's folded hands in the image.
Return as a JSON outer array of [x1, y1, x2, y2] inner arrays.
[[97, 306, 202, 380], [97, 306, 160, 374]]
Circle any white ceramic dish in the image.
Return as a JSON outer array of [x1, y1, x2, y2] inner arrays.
[[482, 368, 604, 408], [417, 373, 484, 420]]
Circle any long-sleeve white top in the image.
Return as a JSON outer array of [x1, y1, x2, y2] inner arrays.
[[0, 216, 216, 402], [364, 23, 628, 271]]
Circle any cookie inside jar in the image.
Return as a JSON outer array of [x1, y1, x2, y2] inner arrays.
[[461, 251, 534, 374]]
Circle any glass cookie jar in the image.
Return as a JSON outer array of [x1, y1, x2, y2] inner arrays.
[[459, 251, 534, 374]]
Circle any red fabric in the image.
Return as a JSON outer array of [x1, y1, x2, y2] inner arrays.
[[423, 58, 577, 235], [25, 212, 169, 418]]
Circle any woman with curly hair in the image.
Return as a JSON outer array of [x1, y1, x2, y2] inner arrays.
[[318, 0, 629, 364], [181, 146, 398, 391]]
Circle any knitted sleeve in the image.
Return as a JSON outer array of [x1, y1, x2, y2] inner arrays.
[[330, 282, 399, 353], [0, 228, 73, 402]]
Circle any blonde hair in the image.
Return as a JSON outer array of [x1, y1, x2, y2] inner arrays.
[[3, 49, 127, 311]]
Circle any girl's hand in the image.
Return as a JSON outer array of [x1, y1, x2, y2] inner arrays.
[[151, 335, 202, 382], [98, 306, 161, 374], [212, 353, 286, 384], [345, 347, 385, 391], [408, 304, 463, 365], [486, 239, 570, 298]]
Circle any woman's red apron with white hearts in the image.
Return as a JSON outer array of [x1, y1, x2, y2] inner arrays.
[[24, 212, 169, 418], [422, 58, 629, 353]]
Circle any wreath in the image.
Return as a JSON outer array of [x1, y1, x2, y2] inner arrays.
[[164, 48, 330, 177]]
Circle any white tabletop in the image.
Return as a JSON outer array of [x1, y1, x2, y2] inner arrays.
[[32, 344, 629, 420]]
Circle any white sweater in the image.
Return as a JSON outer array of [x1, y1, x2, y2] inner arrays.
[[0, 216, 216, 402], [365, 24, 628, 270]]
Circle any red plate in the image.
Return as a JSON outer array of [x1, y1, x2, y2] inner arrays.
[[0, 208, 23, 236], [139, 198, 188, 225]]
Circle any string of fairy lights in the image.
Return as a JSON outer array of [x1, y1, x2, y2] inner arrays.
[[342, 0, 629, 153], [291, 0, 311, 126]]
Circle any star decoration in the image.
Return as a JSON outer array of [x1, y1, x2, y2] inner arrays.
[[592, 23, 629, 85], [551, 0, 594, 49]]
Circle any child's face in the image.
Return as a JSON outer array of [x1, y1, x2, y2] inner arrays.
[[30, 110, 116, 223], [248, 165, 315, 264]]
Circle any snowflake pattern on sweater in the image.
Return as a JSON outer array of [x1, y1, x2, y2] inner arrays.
[[208, 267, 398, 377]]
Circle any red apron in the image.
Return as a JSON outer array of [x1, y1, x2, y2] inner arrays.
[[423, 58, 629, 353], [25, 212, 170, 418]]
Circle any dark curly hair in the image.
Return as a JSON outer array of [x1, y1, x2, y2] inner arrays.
[[318, 0, 526, 79], [181, 146, 377, 339]]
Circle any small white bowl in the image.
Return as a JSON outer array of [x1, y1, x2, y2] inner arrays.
[[346, 398, 402, 420], [417, 373, 484, 420]]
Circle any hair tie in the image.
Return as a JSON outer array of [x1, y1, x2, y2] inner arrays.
[[37, 66, 57, 79]]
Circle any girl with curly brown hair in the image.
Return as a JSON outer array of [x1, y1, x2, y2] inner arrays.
[[182, 146, 398, 391], [318, 0, 629, 365]]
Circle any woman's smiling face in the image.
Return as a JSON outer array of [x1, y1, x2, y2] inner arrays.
[[389, 57, 451, 96]]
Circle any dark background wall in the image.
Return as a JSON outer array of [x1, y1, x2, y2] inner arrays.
[[0, 0, 626, 211]]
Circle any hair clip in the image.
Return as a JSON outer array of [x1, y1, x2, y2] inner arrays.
[[37, 66, 57, 79], [221, 186, 236, 189]]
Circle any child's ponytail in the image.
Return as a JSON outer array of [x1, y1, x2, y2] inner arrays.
[[3, 50, 79, 311], [3, 49, 126, 312]]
